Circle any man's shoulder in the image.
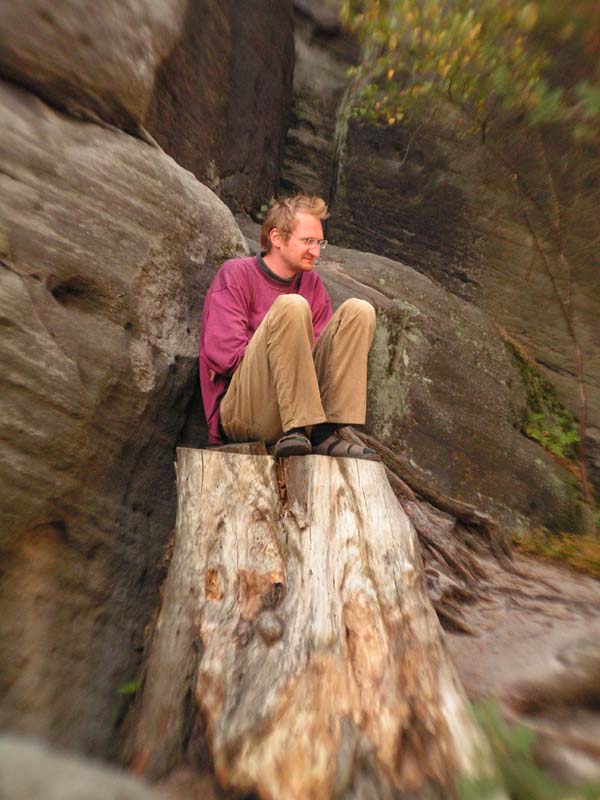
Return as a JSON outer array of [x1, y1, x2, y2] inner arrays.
[[211, 256, 258, 290], [218, 255, 257, 278]]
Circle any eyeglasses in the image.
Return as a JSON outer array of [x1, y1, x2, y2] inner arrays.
[[290, 235, 328, 250]]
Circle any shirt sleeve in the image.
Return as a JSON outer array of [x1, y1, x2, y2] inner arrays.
[[311, 278, 333, 340], [201, 284, 251, 377]]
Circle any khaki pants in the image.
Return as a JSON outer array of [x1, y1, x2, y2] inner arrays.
[[220, 295, 376, 444]]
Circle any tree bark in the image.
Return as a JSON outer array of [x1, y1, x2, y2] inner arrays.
[[124, 448, 503, 799]]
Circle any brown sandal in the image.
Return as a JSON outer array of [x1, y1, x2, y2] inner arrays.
[[273, 431, 312, 458], [311, 434, 380, 461]]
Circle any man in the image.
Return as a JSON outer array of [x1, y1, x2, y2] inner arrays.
[[199, 194, 378, 459]]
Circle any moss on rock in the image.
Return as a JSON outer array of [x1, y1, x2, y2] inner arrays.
[[507, 341, 579, 460]]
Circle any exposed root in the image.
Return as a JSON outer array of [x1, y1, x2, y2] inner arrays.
[[433, 602, 479, 636]]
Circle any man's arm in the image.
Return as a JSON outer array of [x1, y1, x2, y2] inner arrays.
[[201, 285, 250, 379], [310, 278, 333, 340]]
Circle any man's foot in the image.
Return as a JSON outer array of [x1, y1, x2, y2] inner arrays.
[[273, 430, 312, 458], [311, 433, 380, 461]]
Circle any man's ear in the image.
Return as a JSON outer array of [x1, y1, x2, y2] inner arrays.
[[269, 227, 281, 249]]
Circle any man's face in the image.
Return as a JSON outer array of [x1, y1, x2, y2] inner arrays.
[[275, 212, 324, 275]]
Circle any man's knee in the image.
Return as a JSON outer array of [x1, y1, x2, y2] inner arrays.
[[270, 293, 312, 320], [339, 297, 376, 322]]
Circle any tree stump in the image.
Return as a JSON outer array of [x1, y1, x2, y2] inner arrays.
[[124, 448, 503, 799]]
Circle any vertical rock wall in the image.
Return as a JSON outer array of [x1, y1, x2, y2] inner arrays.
[[0, 78, 247, 758], [280, 1, 356, 201], [0, 0, 295, 212], [281, 3, 600, 496], [328, 92, 600, 497], [0, 0, 293, 759], [145, 0, 295, 211]]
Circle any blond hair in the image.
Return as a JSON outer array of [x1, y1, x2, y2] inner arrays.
[[260, 195, 329, 253]]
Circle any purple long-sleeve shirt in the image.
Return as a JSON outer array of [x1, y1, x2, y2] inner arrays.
[[199, 255, 333, 444]]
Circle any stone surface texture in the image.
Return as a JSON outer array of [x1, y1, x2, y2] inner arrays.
[[446, 556, 600, 785], [280, 1, 356, 200], [329, 92, 600, 499], [0, 79, 246, 757], [145, 0, 295, 211], [0, 0, 187, 134], [239, 218, 584, 534], [0, 736, 166, 800], [0, 0, 597, 783], [282, 4, 600, 495], [0, 0, 295, 211]]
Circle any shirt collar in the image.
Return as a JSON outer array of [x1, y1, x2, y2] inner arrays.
[[257, 252, 296, 286]]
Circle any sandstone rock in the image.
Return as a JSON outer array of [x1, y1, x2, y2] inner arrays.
[[337, 250, 585, 533], [280, 1, 357, 199], [0, 0, 187, 135], [328, 110, 600, 495], [0, 0, 295, 211], [145, 0, 295, 211], [0, 735, 165, 800], [293, 0, 343, 34], [281, 17, 600, 495], [0, 79, 246, 757], [239, 217, 584, 533]]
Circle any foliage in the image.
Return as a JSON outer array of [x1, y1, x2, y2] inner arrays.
[[459, 701, 600, 799], [514, 529, 600, 577], [340, 0, 600, 139], [524, 411, 579, 460], [117, 679, 139, 696], [254, 196, 277, 223], [507, 341, 579, 460], [340, 0, 598, 516]]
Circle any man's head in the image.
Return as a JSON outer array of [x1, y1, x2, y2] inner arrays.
[[260, 195, 329, 278]]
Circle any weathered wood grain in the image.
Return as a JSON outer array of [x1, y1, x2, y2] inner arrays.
[[125, 449, 503, 799]]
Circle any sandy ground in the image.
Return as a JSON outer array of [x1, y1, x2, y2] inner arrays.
[[446, 553, 600, 782]]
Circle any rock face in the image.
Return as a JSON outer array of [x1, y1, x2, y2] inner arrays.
[[239, 218, 584, 533], [281, 6, 600, 496], [0, 736, 165, 800], [0, 0, 295, 210], [0, 0, 296, 759], [0, 79, 247, 757], [145, 0, 295, 211], [280, 0, 356, 199], [0, 0, 593, 778], [0, 0, 188, 135], [328, 105, 600, 500]]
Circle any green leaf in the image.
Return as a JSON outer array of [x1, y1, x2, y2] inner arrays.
[[117, 680, 139, 696], [340, 0, 600, 139]]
